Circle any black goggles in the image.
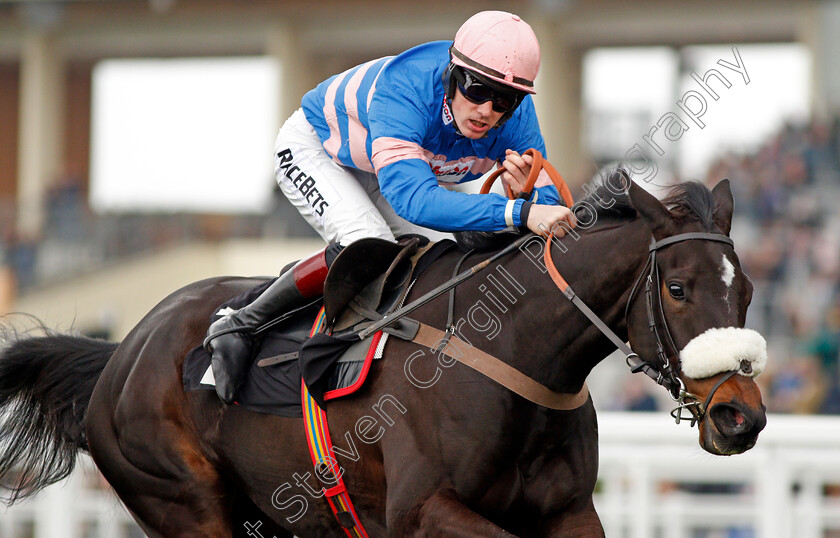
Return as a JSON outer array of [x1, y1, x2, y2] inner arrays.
[[452, 66, 524, 114]]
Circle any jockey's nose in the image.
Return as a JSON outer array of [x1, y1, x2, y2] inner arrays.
[[476, 100, 494, 117]]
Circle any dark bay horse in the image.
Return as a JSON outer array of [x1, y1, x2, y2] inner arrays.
[[0, 177, 766, 536]]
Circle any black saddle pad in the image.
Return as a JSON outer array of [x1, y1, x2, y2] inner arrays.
[[182, 281, 384, 417]]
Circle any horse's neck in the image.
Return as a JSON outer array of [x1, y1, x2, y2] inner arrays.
[[504, 220, 651, 392]]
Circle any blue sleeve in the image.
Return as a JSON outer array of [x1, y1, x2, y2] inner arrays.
[[531, 184, 562, 206], [378, 159, 525, 231]]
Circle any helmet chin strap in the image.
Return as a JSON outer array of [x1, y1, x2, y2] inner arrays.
[[442, 94, 464, 137], [442, 94, 507, 138]]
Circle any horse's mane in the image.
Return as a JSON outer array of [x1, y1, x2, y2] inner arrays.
[[579, 169, 717, 232], [574, 170, 636, 226]]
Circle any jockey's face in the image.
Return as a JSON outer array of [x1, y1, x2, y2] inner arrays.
[[451, 90, 504, 139]]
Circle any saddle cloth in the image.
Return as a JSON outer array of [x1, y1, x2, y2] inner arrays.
[[182, 239, 456, 417]]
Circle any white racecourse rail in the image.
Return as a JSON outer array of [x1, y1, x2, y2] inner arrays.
[[596, 412, 840, 538], [1, 413, 839, 537]]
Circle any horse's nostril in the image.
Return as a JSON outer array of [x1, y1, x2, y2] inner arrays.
[[710, 403, 752, 435]]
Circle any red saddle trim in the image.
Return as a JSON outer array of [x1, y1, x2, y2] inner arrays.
[[324, 331, 383, 401]]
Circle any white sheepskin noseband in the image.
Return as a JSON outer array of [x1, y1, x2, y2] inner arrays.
[[679, 327, 767, 379]]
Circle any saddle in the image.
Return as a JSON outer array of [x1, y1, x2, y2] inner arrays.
[[324, 235, 423, 331], [182, 236, 455, 415]]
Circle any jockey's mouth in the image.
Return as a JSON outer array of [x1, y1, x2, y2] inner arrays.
[[467, 118, 491, 133]]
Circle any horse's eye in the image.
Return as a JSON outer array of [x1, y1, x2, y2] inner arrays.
[[668, 283, 685, 300]]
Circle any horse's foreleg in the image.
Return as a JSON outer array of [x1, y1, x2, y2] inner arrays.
[[406, 490, 518, 537]]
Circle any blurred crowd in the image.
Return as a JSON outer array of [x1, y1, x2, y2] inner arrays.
[[717, 117, 840, 415], [613, 116, 840, 415]]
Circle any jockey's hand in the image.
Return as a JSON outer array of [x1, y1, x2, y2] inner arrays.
[[527, 204, 577, 237], [501, 149, 533, 197]]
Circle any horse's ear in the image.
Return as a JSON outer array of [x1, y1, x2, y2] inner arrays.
[[627, 180, 674, 238], [711, 179, 734, 236]]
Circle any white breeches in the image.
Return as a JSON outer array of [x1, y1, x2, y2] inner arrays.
[[274, 109, 452, 247]]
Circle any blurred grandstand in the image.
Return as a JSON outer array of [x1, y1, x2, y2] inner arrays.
[[708, 117, 840, 415]]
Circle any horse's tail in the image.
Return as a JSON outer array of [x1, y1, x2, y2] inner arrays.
[[0, 320, 118, 504]]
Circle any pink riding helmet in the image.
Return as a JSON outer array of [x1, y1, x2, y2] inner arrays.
[[450, 10, 540, 94]]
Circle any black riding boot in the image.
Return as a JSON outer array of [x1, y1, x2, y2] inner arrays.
[[204, 247, 333, 404]]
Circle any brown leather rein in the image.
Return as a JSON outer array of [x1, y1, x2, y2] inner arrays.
[[478, 150, 740, 425], [479, 148, 574, 205], [427, 149, 586, 410], [543, 227, 737, 426], [356, 150, 586, 411], [361, 151, 736, 419]]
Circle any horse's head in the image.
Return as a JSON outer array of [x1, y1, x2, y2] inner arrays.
[[625, 177, 767, 455]]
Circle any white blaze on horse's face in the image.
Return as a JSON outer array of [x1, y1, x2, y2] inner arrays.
[[679, 327, 767, 379], [721, 254, 735, 287], [720, 254, 736, 313]]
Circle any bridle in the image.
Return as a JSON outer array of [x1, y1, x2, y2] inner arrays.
[[353, 227, 744, 423], [545, 230, 742, 427], [626, 232, 739, 425], [363, 150, 746, 424]]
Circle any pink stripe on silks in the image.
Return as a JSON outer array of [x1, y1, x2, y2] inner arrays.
[[322, 70, 351, 160], [469, 157, 497, 176], [344, 60, 378, 173], [534, 168, 553, 188], [367, 57, 393, 110], [371, 137, 431, 172]]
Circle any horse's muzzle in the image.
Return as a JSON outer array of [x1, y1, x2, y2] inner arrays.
[[703, 401, 767, 455]]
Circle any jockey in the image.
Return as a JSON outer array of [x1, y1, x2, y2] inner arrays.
[[205, 10, 576, 404]]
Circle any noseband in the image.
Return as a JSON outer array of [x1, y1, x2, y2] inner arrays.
[[545, 231, 742, 427]]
